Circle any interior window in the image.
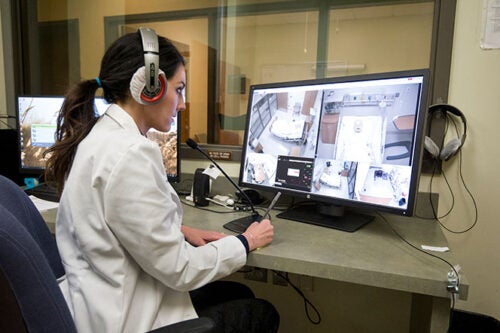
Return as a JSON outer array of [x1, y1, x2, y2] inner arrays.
[[6, 0, 452, 161]]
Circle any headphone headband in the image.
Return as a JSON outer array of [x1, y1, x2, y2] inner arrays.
[[138, 27, 160, 94], [425, 103, 467, 161], [130, 27, 166, 105], [428, 103, 467, 145]]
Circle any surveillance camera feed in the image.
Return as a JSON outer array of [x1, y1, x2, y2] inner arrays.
[[239, 70, 429, 231], [17, 96, 180, 182]]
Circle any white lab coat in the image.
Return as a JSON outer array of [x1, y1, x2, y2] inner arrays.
[[56, 104, 247, 333]]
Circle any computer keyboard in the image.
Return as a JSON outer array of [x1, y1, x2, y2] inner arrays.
[[25, 183, 60, 202]]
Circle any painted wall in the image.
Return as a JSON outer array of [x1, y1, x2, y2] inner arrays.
[[436, 0, 500, 319]]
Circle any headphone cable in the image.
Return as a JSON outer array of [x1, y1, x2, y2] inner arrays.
[[418, 115, 478, 233], [428, 161, 454, 219], [423, 150, 478, 233]]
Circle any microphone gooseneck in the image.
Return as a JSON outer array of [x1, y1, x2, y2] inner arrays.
[[185, 138, 258, 216]]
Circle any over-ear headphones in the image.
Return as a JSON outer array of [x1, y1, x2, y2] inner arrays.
[[130, 27, 167, 105], [424, 104, 467, 161]]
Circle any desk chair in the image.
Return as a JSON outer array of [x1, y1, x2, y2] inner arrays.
[[0, 175, 215, 333]]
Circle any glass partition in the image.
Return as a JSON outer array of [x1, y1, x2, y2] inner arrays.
[[6, 0, 454, 160]]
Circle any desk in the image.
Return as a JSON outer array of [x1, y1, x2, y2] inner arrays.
[[41, 204, 468, 332]]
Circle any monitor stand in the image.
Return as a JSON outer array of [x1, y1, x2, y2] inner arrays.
[[277, 203, 374, 232]]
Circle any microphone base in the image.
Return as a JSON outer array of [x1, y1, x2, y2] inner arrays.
[[223, 213, 262, 234]]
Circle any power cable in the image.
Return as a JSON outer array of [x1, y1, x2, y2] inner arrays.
[[272, 270, 321, 325]]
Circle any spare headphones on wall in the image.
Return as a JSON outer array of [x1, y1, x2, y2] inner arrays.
[[424, 104, 467, 161], [130, 27, 167, 105]]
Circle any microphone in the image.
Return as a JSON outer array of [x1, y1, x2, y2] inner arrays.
[[185, 138, 262, 233]]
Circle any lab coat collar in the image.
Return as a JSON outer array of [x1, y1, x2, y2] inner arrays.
[[104, 104, 143, 136]]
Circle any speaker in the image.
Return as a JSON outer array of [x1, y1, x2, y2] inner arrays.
[[424, 104, 467, 161], [193, 168, 210, 206], [129, 27, 167, 105]]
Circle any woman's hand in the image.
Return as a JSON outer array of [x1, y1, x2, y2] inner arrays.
[[181, 225, 226, 246], [242, 219, 274, 252]]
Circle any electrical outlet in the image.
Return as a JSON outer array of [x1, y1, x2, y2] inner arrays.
[[272, 271, 288, 286], [244, 267, 268, 282]]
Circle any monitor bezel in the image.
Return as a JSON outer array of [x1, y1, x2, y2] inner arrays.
[[238, 68, 430, 217]]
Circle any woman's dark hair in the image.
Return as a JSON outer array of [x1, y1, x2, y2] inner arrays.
[[44, 31, 185, 192]]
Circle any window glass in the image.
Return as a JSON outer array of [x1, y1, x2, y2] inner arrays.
[[219, 11, 318, 144], [328, 3, 433, 75], [20, 0, 435, 148]]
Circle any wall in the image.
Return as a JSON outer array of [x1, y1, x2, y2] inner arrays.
[[433, 0, 500, 319]]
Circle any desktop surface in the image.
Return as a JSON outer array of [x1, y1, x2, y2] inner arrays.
[[41, 200, 468, 300], [178, 203, 468, 301], [40, 198, 468, 332]]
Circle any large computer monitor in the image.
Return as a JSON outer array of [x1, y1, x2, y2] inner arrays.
[[16, 95, 180, 182], [238, 69, 429, 232]]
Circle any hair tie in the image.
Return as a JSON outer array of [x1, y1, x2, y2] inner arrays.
[[95, 77, 102, 88]]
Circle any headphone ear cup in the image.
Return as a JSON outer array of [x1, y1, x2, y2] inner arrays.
[[424, 136, 440, 159], [130, 67, 167, 105], [440, 138, 462, 161]]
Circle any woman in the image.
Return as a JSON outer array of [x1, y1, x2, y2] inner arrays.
[[45, 28, 278, 333]]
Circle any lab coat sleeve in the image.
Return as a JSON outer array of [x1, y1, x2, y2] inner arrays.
[[103, 140, 246, 291]]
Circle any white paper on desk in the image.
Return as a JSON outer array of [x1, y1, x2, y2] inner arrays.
[[29, 195, 59, 212], [421, 245, 449, 252]]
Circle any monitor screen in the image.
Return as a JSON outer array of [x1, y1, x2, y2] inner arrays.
[[238, 69, 429, 231], [146, 124, 180, 183], [16, 96, 180, 182]]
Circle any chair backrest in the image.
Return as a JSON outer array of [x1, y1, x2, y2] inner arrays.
[[0, 175, 64, 278], [0, 175, 77, 332]]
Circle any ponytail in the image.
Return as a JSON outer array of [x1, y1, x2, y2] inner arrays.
[[44, 79, 101, 192]]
